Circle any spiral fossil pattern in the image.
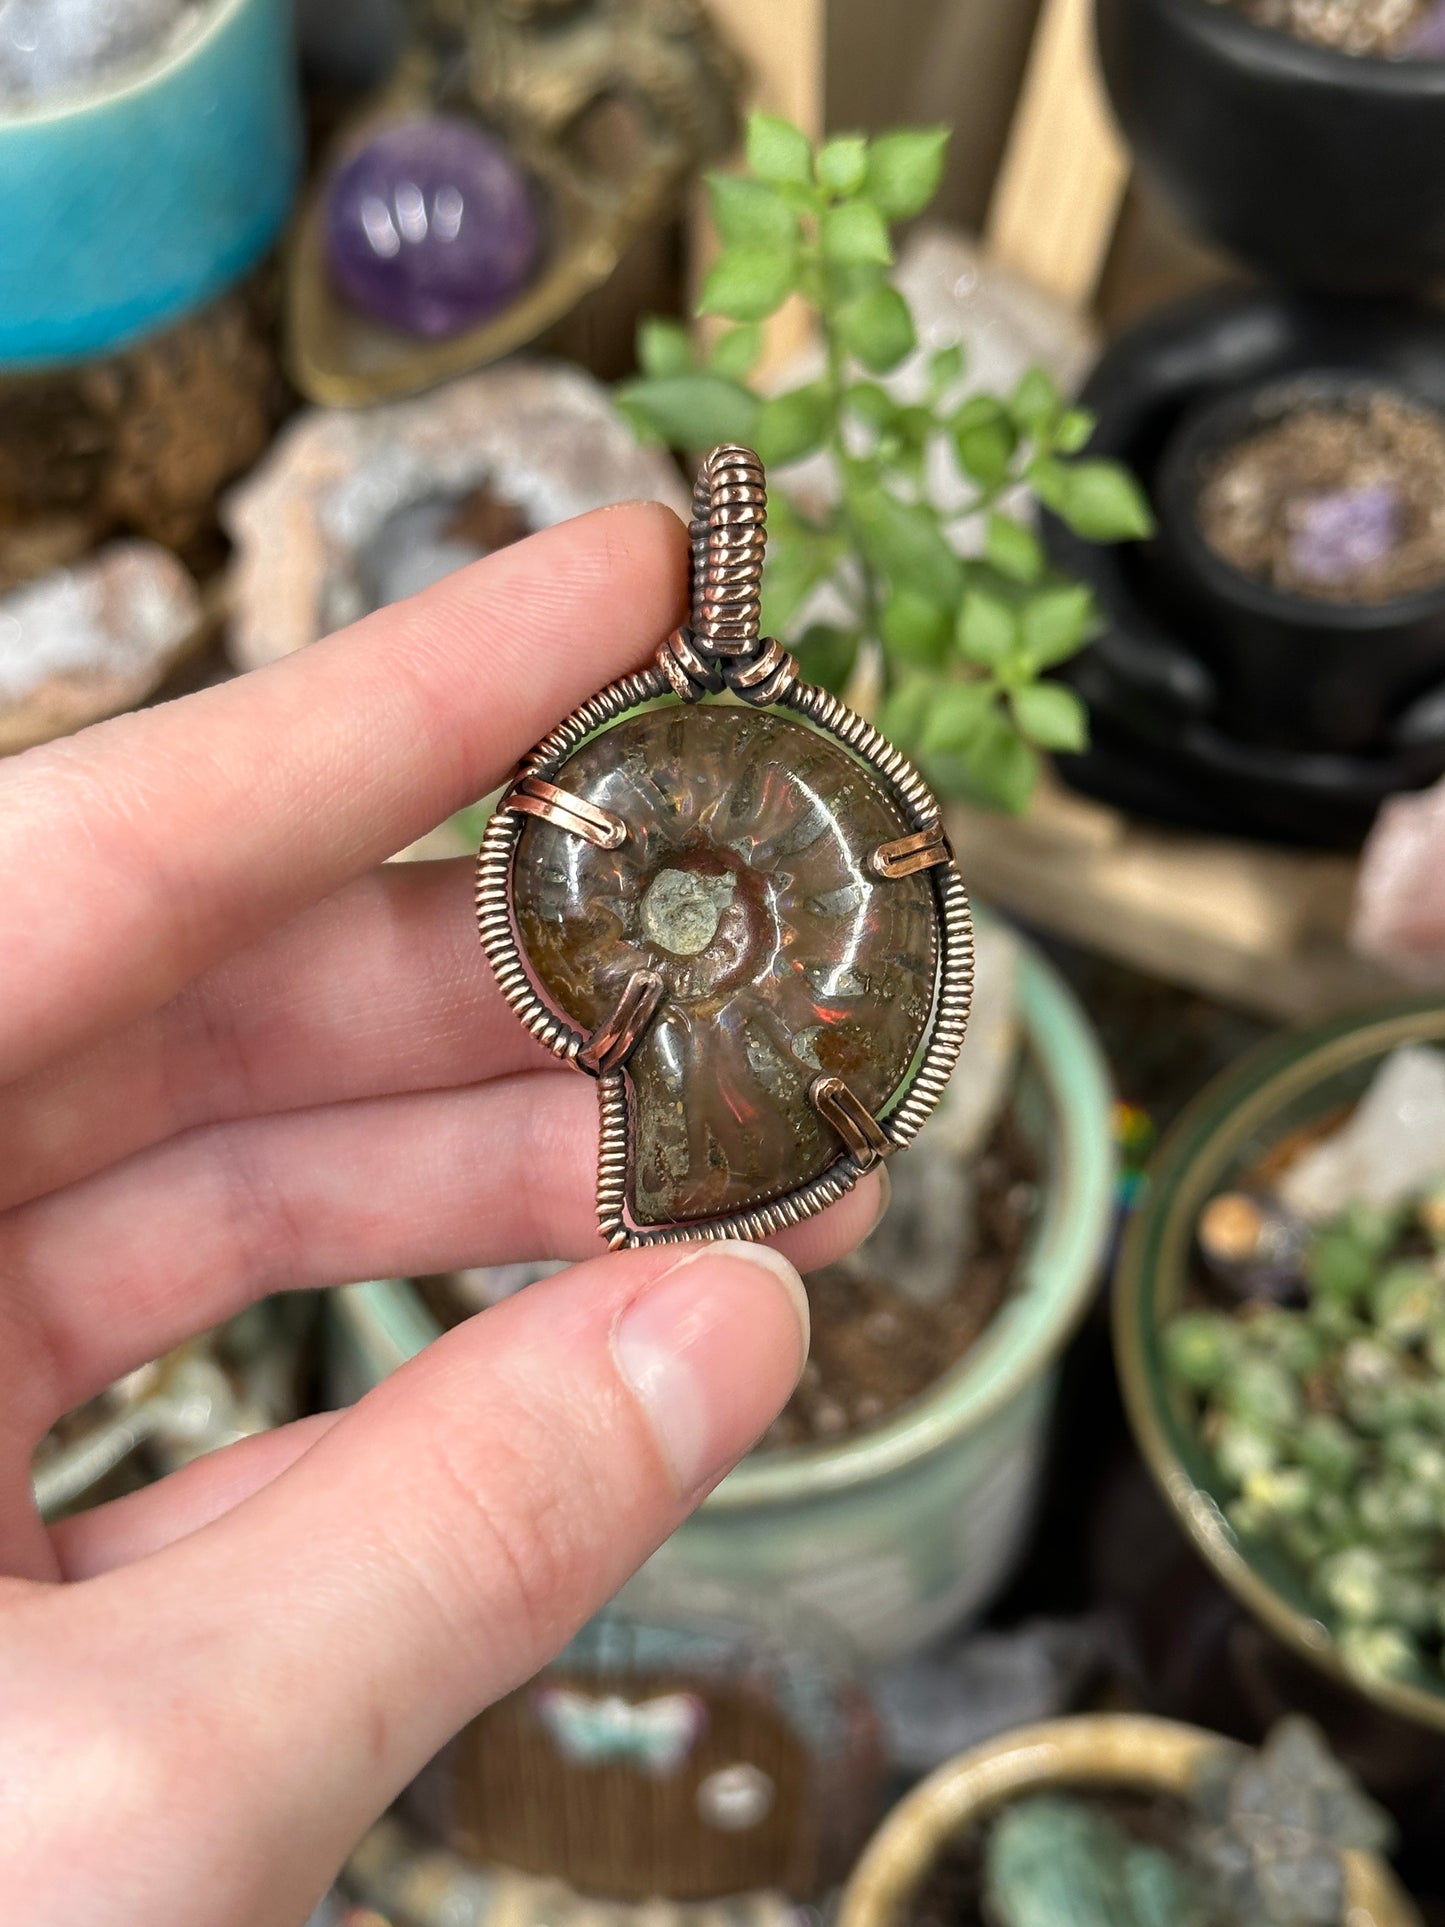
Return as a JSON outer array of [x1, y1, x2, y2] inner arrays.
[[477, 443, 971, 1248], [511, 705, 941, 1228]]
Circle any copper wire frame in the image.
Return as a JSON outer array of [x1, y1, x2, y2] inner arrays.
[[476, 445, 974, 1250]]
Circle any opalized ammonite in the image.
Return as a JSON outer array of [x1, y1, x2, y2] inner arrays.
[[477, 444, 972, 1248]]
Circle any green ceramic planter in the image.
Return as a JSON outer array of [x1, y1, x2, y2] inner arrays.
[[326, 930, 1115, 1663], [1115, 997, 1445, 1735]]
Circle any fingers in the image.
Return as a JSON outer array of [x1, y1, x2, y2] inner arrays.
[[30, 1243, 808, 1922], [0, 503, 687, 1086], [7, 1066, 884, 1427], [51, 1413, 343, 1581], [0, 858, 549, 1213]]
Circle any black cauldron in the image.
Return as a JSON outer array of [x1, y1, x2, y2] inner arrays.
[[1044, 287, 1445, 847], [1096, 0, 1445, 292]]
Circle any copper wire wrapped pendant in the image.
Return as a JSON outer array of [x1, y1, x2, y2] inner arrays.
[[477, 445, 973, 1249]]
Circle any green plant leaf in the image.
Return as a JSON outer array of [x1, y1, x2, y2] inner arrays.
[[1020, 583, 1097, 668], [707, 172, 801, 250], [794, 622, 859, 694], [845, 380, 899, 433], [753, 382, 830, 466], [706, 323, 763, 380], [1008, 367, 1062, 437], [746, 111, 813, 186], [614, 373, 760, 450], [956, 588, 1018, 668], [965, 714, 1040, 814], [820, 200, 892, 267], [879, 670, 938, 749], [863, 127, 949, 218], [951, 396, 1018, 487], [1010, 681, 1089, 752], [1054, 407, 1096, 454], [849, 482, 962, 607], [881, 586, 951, 666], [698, 246, 800, 323], [920, 679, 995, 754], [637, 316, 694, 378], [759, 526, 837, 635], [984, 513, 1044, 585], [927, 342, 966, 397], [836, 284, 916, 373], [1044, 458, 1156, 541], [816, 133, 868, 194]]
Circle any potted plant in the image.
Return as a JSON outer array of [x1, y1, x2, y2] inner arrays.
[[1150, 371, 1445, 753], [1042, 286, 1445, 847], [838, 1714, 1418, 1927], [614, 110, 1153, 818], [1115, 996, 1445, 1735], [1095, 0, 1445, 292]]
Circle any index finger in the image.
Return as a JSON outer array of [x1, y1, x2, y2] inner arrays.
[[0, 503, 687, 1085]]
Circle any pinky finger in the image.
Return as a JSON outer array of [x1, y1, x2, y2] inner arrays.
[[50, 1412, 342, 1580]]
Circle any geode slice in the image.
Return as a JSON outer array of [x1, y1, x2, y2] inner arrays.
[[513, 706, 940, 1227]]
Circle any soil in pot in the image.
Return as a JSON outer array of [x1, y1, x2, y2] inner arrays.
[[1205, 0, 1445, 56], [1194, 392, 1445, 603], [763, 1105, 1039, 1449]]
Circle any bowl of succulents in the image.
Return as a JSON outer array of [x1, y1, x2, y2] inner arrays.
[[838, 1712, 1418, 1927], [1116, 996, 1445, 1730]]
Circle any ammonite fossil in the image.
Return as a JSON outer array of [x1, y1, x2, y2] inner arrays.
[[477, 444, 972, 1248]]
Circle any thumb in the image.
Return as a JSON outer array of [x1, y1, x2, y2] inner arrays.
[[33, 1241, 809, 1925]]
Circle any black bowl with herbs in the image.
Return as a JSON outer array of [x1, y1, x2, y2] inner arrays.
[[1096, 0, 1445, 292], [1151, 374, 1445, 752], [1043, 285, 1445, 845]]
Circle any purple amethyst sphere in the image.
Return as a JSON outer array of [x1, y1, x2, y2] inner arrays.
[[324, 118, 540, 339]]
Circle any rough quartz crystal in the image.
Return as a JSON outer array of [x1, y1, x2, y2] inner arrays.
[[0, 0, 208, 104], [324, 117, 539, 339], [513, 705, 940, 1227]]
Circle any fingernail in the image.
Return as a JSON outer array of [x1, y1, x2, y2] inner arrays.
[[612, 1243, 810, 1499], [869, 1163, 892, 1234]]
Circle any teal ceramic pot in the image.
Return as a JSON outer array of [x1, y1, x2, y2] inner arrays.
[[326, 933, 1115, 1664], [0, 0, 301, 367], [1116, 998, 1445, 1735]]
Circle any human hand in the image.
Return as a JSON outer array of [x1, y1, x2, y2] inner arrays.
[[0, 505, 884, 1923]]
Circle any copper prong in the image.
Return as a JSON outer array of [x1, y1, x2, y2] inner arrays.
[[810, 1074, 890, 1169], [579, 970, 666, 1075], [870, 823, 951, 880], [504, 775, 626, 849]]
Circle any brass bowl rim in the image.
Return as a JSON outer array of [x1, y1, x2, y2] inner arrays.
[[837, 1713, 1416, 1927], [1113, 995, 1445, 1734]]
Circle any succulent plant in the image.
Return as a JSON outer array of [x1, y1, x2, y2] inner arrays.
[[1166, 1186, 1445, 1687], [984, 1795, 1207, 1927], [981, 1721, 1393, 1927], [1189, 1717, 1395, 1925], [616, 111, 1152, 815]]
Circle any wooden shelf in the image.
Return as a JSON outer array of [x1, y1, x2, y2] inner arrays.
[[948, 779, 1402, 1022]]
